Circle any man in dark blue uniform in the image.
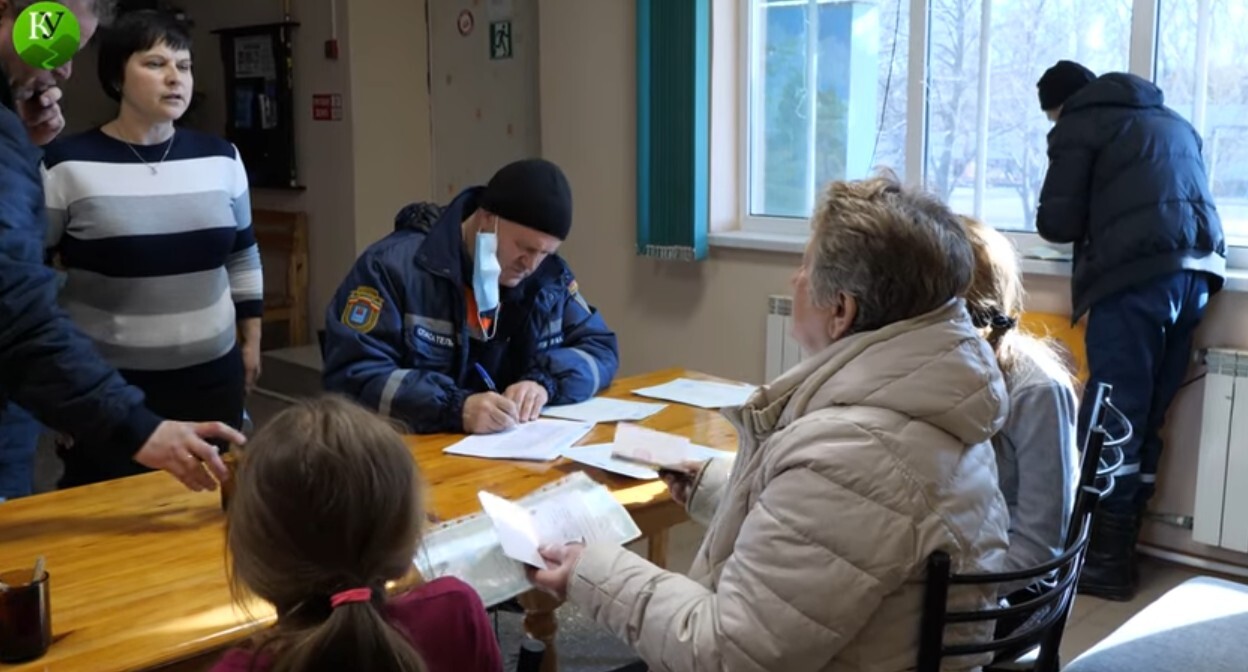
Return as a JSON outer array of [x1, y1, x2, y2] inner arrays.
[[324, 159, 619, 435], [1036, 60, 1225, 600]]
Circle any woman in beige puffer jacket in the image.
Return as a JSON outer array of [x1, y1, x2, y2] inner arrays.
[[531, 175, 1012, 672]]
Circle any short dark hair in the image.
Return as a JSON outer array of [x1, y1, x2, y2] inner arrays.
[[96, 9, 191, 101]]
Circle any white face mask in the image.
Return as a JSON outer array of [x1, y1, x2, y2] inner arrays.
[[473, 217, 502, 340]]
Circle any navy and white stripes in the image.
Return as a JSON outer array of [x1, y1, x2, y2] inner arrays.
[[41, 128, 262, 378]]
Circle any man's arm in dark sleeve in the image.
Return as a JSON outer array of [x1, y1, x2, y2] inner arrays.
[[321, 254, 471, 433], [0, 113, 161, 453], [523, 274, 619, 404], [1036, 123, 1095, 244]]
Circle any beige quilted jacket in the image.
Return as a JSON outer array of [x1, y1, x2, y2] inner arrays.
[[567, 300, 1012, 672]]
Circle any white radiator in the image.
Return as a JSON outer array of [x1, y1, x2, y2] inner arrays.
[[1193, 348, 1248, 551], [764, 295, 808, 381]]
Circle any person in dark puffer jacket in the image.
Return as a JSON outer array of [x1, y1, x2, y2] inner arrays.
[[323, 159, 619, 436], [1035, 60, 1226, 602]]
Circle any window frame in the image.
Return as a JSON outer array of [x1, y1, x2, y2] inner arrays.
[[736, 0, 1248, 267]]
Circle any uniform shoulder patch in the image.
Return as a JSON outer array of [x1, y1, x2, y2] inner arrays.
[[341, 286, 384, 333], [568, 278, 591, 313]]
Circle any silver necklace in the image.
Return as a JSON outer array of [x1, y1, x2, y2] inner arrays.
[[115, 127, 175, 174]]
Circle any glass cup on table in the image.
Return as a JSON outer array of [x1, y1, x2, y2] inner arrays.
[[0, 567, 52, 663]]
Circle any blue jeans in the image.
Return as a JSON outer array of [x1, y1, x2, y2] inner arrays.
[[1078, 270, 1210, 514], [0, 403, 42, 502]]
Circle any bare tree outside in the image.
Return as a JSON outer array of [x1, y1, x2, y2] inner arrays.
[[750, 0, 1248, 242]]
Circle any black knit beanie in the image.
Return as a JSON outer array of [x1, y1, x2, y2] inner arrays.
[[480, 158, 573, 240], [1037, 60, 1097, 111]]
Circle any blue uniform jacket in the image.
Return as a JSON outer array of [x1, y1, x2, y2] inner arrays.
[[0, 68, 161, 453], [322, 188, 620, 433]]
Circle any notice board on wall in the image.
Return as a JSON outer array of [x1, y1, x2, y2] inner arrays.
[[213, 21, 303, 190]]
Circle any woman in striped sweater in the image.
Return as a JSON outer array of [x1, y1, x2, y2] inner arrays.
[[42, 9, 262, 488]]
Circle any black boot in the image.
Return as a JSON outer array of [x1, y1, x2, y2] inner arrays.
[[1078, 508, 1139, 601]]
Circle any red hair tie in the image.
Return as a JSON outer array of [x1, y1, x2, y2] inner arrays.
[[330, 588, 373, 608]]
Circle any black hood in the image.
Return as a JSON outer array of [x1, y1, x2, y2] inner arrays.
[[1064, 72, 1164, 114]]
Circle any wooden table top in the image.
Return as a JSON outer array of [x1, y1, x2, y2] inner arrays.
[[0, 368, 740, 672]]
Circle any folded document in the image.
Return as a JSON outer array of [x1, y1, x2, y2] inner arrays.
[[413, 472, 642, 606]]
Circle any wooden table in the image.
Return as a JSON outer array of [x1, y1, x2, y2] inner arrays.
[[0, 369, 739, 672]]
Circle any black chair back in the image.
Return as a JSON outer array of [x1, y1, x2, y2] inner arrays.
[[916, 382, 1123, 672]]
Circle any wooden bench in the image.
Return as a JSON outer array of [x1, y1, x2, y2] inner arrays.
[[253, 209, 309, 347]]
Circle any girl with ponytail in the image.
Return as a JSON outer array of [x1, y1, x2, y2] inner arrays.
[[960, 216, 1081, 624], [212, 395, 501, 672]]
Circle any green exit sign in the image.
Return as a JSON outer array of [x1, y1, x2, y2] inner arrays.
[[489, 20, 512, 60]]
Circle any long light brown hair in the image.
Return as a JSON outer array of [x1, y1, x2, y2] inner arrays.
[[960, 215, 1075, 388], [225, 395, 427, 672]]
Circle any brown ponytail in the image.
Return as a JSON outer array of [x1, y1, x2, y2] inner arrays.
[[271, 595, 427, 672], [225, 395, 428, 672], [959, 216, 1075, 387]]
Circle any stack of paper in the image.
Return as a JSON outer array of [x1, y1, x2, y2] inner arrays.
[[442, 418, 594, 461], [540, 397, 667, 423], [413, 472, 642, 605], [632, 378, 758, 409], [561, 423, 735, 480]]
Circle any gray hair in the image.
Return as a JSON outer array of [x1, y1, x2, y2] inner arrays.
[[807, 170, 973, 333]]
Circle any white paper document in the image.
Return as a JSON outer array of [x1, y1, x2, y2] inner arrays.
[[541, 397, 667, 423], [610, 423, 704, 468], [442, 418, 594, 461], [478, 492, 546, 566], [632, 378, 758, 409], [477, 473, 642, 567], [414, 473, 642, 606], [563, 443, 663, 480], [563, 442, 737, 480]]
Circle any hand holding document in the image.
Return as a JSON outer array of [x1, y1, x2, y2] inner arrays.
[[541, 397, 667, 423], [476, 473, 643, 568], [632, 378, 758, 409], [442, 418, 594, 461], [414, 473, 642, 605]]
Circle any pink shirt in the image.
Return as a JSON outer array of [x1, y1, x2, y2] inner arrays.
[[210, 577, 501, 672]]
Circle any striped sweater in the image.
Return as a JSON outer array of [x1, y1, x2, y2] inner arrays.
[[42, 128, 263, 384]]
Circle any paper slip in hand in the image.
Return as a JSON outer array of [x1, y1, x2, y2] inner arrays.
[[565, 442, 737, 480], [443, 418, 594, 461], [541, 397, 667, 423], [563, 443, 661, 480], [478, 492, 547, 567], [610, 423, 705, 469], [632, 378, 758, 409], [476, 473, 642, 568]]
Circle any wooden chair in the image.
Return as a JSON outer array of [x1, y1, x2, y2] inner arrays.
[[1019, 312, 1088, 385], [253, 209, 309, 347], [916, 382, 1127, 672]]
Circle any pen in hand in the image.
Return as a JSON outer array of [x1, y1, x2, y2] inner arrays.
[[474, 362, 498, 392], [470, 363, 518, 430]]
